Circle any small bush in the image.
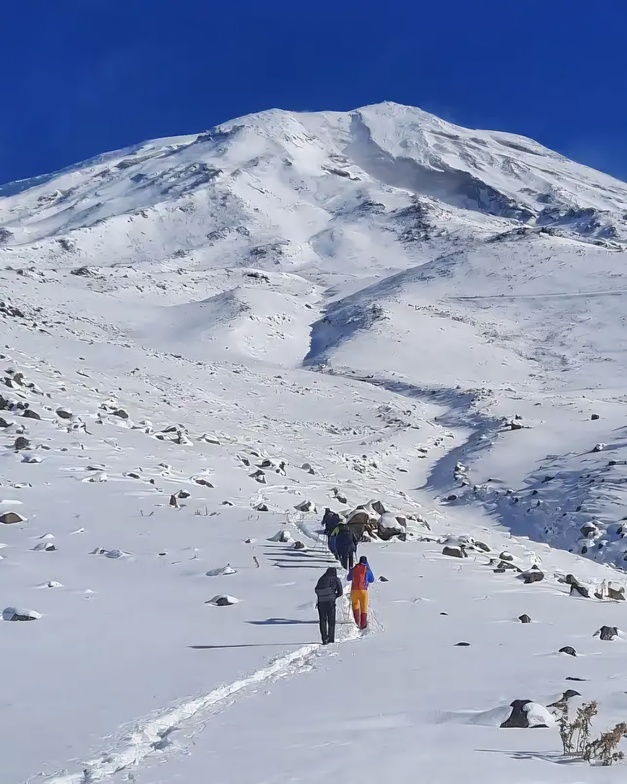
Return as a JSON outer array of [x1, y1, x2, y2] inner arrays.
[[555, 698, 626, 765]]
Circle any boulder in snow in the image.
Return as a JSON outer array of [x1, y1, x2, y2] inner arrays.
[[83, 471, 108, 483], [594, 625, 619, 641], [442, 545, 467, 559], [518, 614, 532, 623], [193, 475, 214, 488], [250, 470, 266, 484], [565, 574, 590, 598], [294, 500, 316, 513], [379, 512, 404, 532], [333, 488, 348, 504], [258, 458, 286, 475], [3, 606, 42, 621], [13, 436, 30, 451], [580, 521, 601, 539], [91, 548, 130, 559], [198, 433, 221, 445], [559, 646, 577, 657], [268, 530, 292, 543], [547, 689, 582, 708], [500, 700, 554, 728], [517, 565, 544, 584], [33, 542, 56, 552], [206, 565, 237, 577], [369, 499, 388, 516], [56, 407, 73, 420], [207, 594, 239, 607], [0, 511, 25, 525], [608, 583, 626, 601]]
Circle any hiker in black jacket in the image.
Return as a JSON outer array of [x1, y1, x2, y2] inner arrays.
[[335, 523, 359, 571], [314, 566, 343, 645]]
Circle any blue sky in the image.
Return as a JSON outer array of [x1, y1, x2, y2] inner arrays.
[[2, 0, 625, 184]]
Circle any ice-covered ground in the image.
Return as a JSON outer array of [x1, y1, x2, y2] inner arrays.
[[2, 101, 627, 782]]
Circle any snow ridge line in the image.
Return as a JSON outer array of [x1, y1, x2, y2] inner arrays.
[[34, 642, 330, 784]]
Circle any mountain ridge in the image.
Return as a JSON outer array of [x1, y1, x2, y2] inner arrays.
[[2, 101, 627, 573]]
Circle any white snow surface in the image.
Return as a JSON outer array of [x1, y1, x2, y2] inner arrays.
[[2, 101, 627, 782]]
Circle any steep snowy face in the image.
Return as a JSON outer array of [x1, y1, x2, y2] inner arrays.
[[1, 101, 626, 260], [2, 99, 627, 383]]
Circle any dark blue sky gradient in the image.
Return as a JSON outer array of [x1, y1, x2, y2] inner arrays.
[[2, 0, 626, 184]]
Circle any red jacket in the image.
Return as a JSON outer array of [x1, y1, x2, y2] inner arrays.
[[348, 562, 375, 591]]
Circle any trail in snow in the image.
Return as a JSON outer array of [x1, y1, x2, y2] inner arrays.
[[33, 511, 365, 784], [38, 639, 351, 784]]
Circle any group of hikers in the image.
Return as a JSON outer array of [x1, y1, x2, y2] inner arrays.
[[313, 508, 375, 645]]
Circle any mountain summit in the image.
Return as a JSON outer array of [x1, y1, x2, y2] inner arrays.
[[2, 101, 626, 257]]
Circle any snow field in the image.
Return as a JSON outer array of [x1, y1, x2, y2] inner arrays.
[[2, 100, 627, 781]]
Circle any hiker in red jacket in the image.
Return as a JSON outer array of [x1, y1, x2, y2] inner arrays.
[[347, 555, 375, 629]]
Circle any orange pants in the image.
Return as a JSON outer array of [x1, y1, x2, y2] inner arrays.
[[351, 589, 369, 629]]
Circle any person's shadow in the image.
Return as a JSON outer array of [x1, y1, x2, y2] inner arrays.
[[247, 617, 316, 625]]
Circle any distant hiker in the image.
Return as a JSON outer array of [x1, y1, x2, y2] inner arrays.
[[322, 508, 342, 560], [335, 523, 358, 571], [328, 529, 340, 560], [315, 566, 343, 645], [347, 555, 374, 630], [322, 508, 341, 536]]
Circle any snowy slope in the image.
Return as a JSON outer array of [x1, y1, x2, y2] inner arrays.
[[2, 102, 627, 782]]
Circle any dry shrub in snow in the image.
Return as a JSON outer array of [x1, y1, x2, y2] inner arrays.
[[555, 697, 626, 765]]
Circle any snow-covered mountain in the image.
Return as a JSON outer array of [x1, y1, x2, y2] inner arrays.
[[3, 102, 627, 783]]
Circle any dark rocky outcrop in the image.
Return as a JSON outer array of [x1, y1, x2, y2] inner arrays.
[[595, 625, 619, 641], [547, 689, 581, 708], [566, 574, 590, 598], [500, 700, 549, 729], [518, 565, 544, 584], [2, 607, 41, 621], [443, 545, 467, 559], [0, 511, 25, 525], [607, 584, 626, 601]]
